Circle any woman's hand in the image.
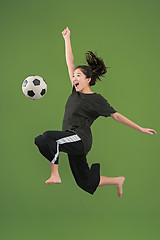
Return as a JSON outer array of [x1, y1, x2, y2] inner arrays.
[[140, 127, 157, 135], [62, 27, 70, 40]]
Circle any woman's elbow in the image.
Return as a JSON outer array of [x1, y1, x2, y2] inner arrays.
[[110, 112, 120, 120]]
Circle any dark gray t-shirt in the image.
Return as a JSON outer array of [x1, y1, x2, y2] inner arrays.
[[62, 85, 117, 155]]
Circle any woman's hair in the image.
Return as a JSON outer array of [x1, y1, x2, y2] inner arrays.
[[75, 51, 109, 86]]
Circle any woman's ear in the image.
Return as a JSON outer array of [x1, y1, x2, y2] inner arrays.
[[87, 78, 91, 83]]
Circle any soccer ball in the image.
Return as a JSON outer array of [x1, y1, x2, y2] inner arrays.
[[22, 75, 47, 100]]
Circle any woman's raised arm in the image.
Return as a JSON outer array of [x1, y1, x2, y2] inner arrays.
[[62, 27, 75, 86], [62, 27, 75, 66]]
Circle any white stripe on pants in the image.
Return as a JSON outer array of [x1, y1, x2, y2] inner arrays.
[[51, 134, 81, 164]]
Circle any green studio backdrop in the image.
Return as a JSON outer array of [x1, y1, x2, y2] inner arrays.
[[1, 0, 159, 239]]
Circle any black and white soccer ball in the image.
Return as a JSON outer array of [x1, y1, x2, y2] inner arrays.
[[22, 75, 47, 100]]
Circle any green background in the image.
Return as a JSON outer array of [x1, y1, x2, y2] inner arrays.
[[1, 0, 159, 239]]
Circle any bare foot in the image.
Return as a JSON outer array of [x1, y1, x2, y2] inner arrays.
[[115, 176, 125, 199], [45, 175, 62, 184]]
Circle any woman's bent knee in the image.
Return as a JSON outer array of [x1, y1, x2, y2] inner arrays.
[[34, 135, 42, 145]]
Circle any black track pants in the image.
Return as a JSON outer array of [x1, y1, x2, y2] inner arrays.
[[34, 130, 100, 195]]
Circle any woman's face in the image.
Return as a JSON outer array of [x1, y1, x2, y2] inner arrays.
[[73, 68, 91, 92]]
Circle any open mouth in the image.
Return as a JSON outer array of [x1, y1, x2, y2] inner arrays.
[[75, 83, 79, 87]]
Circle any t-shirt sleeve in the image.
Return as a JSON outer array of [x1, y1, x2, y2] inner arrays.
[[96, 94, 117, 117]]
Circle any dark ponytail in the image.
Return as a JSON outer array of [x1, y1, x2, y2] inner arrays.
[[75, 51, 109, 86]]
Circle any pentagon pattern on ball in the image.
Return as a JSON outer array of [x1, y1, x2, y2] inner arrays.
[[28, 90, 35, 97], [33, 79, 40, 86], [40, 89, 46, 96], [23, 79, 28, 87]]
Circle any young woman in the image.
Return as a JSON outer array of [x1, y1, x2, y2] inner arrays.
[[34, 27, 157, 198]]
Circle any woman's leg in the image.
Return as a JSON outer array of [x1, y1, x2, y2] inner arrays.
[[44, 131, 83, 184], [98, 176, 125, 198], [35, 133, 61, 184], [67, 153, 125, 198], [35, 130, 83, 184], [45, 162, 62, 184]]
